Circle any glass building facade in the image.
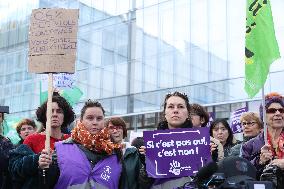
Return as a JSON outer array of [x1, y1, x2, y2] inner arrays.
[[1, 0, 284, 130]]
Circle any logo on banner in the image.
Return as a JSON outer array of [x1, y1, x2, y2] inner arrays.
[[101, 166, 111, 181]]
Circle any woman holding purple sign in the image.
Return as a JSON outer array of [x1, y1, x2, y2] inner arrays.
[[38, 100, 123, 189], [149, 91, 194, 189], [140, 92, 218, 189]]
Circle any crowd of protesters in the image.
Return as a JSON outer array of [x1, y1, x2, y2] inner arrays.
[[0, 91, 283, 188]]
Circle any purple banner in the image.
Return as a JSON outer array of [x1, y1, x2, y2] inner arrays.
[[206, 112, 215, 127], [143, 128, 211, 178], [230, 107, 248, 134]]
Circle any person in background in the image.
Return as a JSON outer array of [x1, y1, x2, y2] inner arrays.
[[190, 103, 209, 128], [229, 112, 263, 157], [131, 137, 146, 163], [15, 119, 37, 146], [38, 100, 122, 189], [0, 109, 14, 189], [9, 94, 75, 189], [106, 117, 145, 189], [210, 118, 239, 157], [190, 103, 224, 161], [242, 93, 284, 187]]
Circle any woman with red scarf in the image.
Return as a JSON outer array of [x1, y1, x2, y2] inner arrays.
[[242, 92, 284, 185], [38, 100, 123, 189]]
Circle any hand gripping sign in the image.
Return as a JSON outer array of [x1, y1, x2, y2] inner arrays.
[[143, 127, 212, 178]]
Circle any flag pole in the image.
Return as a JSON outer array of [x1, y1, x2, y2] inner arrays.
[[262, 88, 268, 144]]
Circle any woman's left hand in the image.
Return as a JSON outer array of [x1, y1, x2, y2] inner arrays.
[[270, 159, 284, 169], [210, 142, 217, 154]]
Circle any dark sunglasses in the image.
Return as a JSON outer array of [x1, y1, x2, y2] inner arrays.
[[241, 121, 256, 126], [266, 108, 284, 114]]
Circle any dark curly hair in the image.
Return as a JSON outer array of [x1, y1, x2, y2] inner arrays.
[[159, 91, 192, 130], [80, 99, 105, 121], [36, 94, 75, 129]]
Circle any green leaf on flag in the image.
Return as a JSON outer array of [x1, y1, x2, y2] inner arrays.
[[59, 87, 83, 106], [245, 0, 280, 98], [40, 82, 83, 106]]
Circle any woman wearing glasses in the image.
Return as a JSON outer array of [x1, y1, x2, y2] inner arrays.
[[242, 92, 284, 180], [229, 112, 263, 157], [106, 117, 146, 189]]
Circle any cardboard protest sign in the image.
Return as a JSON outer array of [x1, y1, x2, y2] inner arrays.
[[230, 107, 248, 134], [28, 8, 79, 73], [143, 127, 211, 178]]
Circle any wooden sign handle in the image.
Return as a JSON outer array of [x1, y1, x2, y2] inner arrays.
[[45, 73, 53, 153]]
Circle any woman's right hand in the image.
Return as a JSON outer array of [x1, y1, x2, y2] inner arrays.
[[38, 149, 52, 169], [259, 144, 273, 165]]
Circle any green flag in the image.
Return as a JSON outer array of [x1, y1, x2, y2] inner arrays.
[[3, 117, 21, 144], [245, 0, 280, 98], [40, 81, 48, 105], [40, 81, 83, 106], [59, 87, 83, 106]]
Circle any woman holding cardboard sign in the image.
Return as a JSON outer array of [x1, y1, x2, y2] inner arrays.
[[9, 94, 74, 189], [38, 100, 124, 189]]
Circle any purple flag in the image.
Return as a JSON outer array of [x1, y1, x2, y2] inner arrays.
[[206, 112, 215, 127], [230, 107, 248, 134], [143, 128, 211, 178]]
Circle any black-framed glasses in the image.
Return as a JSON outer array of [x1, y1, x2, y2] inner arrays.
[[241, 121, 256, 126], [266, 108, 284, 114]]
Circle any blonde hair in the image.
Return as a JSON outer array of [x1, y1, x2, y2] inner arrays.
[[240, 112, 263, 129]]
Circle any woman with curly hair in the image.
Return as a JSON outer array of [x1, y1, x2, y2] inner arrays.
[[15, 118, 37, 146], [9, 93, 75, 189]]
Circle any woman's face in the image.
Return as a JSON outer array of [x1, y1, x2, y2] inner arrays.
[[81, 107, 105, 135], [19, 125, 36, 140], [107, 122, 124, 144], [212, 122, 229, 146], [164, 96, 189, 129], [266, 102, 284, 130], [50, 102, 64, 128], [190, 113, 204, 128], [241, 119, 261, 137]]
